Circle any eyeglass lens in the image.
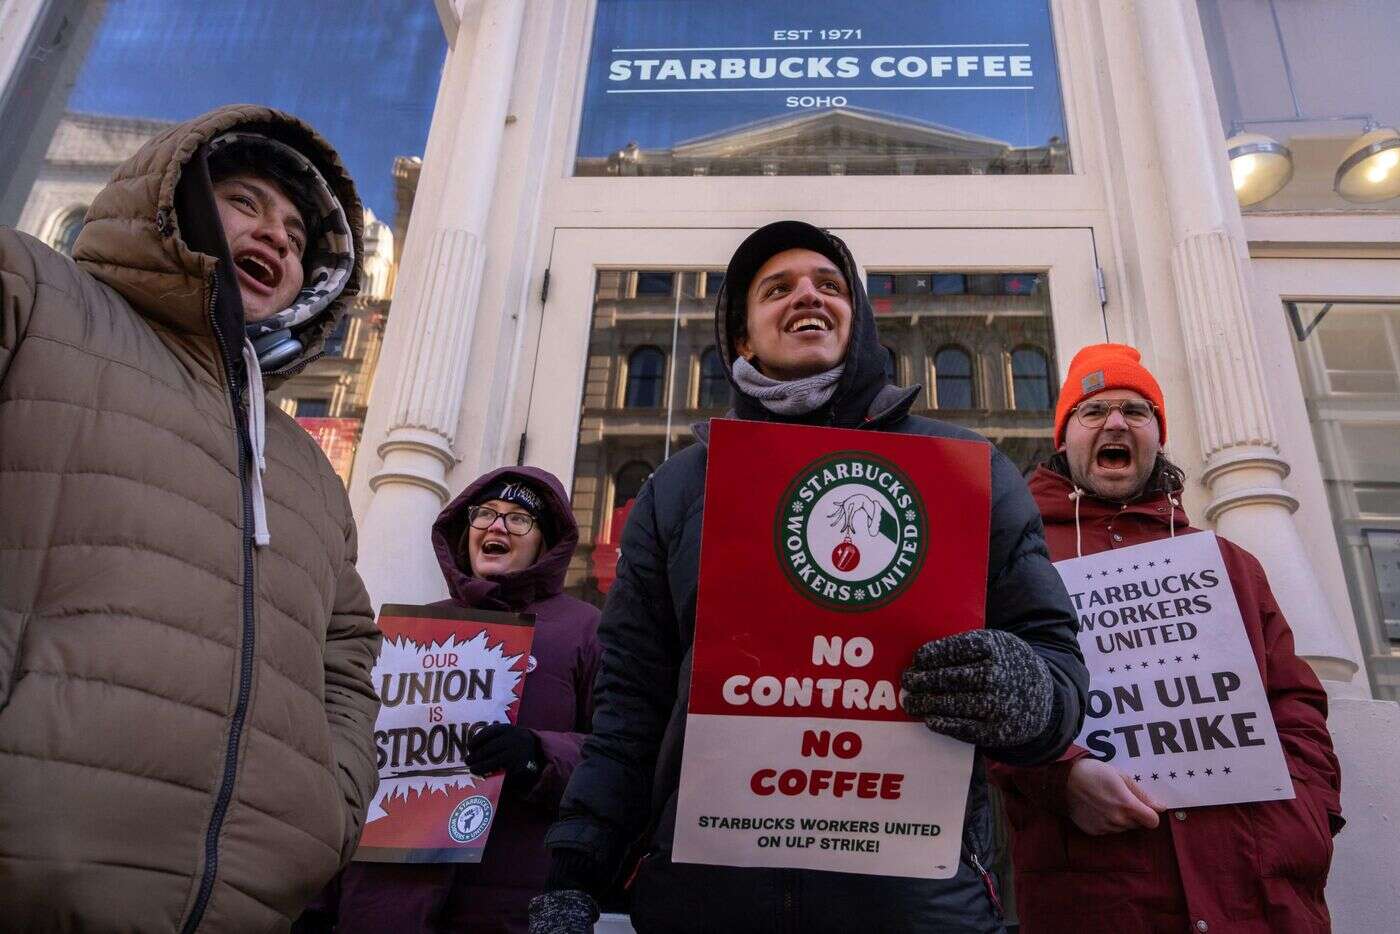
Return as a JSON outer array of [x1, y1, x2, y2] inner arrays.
[[1078, 401, 1154, 426], [468, 506, 534, 535]]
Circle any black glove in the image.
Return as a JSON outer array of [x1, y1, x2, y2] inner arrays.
[[901, 628, 1054, 748], [528, 890, 600, 934], [466, 723, 542, 791]]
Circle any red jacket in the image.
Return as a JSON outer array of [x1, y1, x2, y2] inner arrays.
[[988, 466, 1341, 934]]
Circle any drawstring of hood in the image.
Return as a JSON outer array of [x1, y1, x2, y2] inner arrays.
[[241, 338, 271, 547], [1068, 487, 1084, 558], [731, 357, 846, 416], [1062, 479, 1181, 557]]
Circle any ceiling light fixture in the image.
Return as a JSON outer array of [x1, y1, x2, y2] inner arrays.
[[1226, 132, 1293, 206], [1334, 126, 1400, 203]]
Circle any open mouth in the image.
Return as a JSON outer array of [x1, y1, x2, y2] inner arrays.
[[234, 252, 281, 291], [481, 539, 511, 556], [1095, 443, 1133, 470], [785, 315, 832, 334]]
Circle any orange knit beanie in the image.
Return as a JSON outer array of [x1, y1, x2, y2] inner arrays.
[[1053, 343, 1165, 447]]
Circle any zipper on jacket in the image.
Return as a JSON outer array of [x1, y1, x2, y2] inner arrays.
[[969, 851, 1004, 920], [781, 869, 798, 933], [181, 275, 258, 934]]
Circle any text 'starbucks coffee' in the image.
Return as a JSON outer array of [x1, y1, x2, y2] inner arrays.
[[775, 451, 928, 611]]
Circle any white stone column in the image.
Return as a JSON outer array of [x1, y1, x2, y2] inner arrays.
[[0, 0, 107, 226], [1134, 0, 1359, 687], [354, 0, 525, 609], [1135, 12, 1400, 930]]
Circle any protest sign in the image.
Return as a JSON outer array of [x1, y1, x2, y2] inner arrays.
[[355, 604, 535, 863], [672, 419, 990, 879], [1054, 532, 1292, 808]]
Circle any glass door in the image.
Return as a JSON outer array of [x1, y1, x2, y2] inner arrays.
[[520, 227, 1104, 606]]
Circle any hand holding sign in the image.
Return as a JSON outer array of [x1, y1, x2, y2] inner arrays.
[[901, 629, 1055, 748], [1065, 758, 1164, 835], [467, 723, 543, 792]]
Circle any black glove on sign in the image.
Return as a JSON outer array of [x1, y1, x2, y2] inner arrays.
[[467, 723, 542, 791], [902, 628, 1054, 748]]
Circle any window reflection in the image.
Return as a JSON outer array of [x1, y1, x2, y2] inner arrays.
[[934, 346, 975, 409], [8, 0, 446, 484], [883, 346, 899, 384], [1011, 347, 1052, 411], [625, 347, 667, 408], [636, 272, 676, 297], [52, 209, 87, 257], [1290, 300, 1400, 700], [698, 349, 729, 408]]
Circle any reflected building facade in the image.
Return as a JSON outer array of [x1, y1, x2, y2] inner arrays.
[[576, 107, 1068, 178]]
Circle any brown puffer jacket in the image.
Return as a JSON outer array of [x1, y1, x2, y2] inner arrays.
[[0, 105, 381, 932]]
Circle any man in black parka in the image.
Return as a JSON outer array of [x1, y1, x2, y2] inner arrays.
[[531, 222, 1088, 933]]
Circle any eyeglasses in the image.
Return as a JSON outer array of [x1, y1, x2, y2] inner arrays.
[[1074, 400, 1157, 428], [467, 505, 537, 536]]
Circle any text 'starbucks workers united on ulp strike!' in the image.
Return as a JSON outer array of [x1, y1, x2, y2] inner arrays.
[[673, 419, 992, 879], [1053, 533, 1292, 809]]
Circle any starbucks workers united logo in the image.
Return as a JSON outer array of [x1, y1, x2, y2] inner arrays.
[[776, 451, 928, 611]]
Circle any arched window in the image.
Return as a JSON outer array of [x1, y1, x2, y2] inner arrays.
[[1011, 347, 1052, 411], [934, 346, 975, 409], [614, 461, 653, 509], [52, 208, 87, 257], [697, 348, 728, 408], [624, 346, 666, 408], [882, 345, 899, 384]]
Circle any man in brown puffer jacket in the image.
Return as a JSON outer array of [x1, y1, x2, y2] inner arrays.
[[0, 104, 382, 932]]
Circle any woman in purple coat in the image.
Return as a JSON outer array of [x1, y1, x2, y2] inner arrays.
[[309, 466, 601, 933]]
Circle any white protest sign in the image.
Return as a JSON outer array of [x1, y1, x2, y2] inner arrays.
[[1054, 531, 1292, 808]]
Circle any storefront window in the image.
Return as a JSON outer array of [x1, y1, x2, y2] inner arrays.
[[1290, 300, 1400, 700], [1200, 0, 1400, 212], [575, 0, 1070, 178], [4, 0, 447, 484], [565, 264, 1061, 605]]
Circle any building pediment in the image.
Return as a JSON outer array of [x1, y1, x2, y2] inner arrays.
[[670, 107, 1012, 160]]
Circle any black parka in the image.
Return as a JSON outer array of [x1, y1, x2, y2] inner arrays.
[[546, 227, 1087, 933]]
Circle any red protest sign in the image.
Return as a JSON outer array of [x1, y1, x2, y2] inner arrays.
[[354, 605, 534, 864], [674, 419, 990, 878]]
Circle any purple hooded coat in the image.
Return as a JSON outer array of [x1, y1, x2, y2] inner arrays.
[[320, 467, 601, 934]]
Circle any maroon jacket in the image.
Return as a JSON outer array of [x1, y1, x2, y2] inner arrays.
[[988, 466, 1341, 934], [317, 467, 601, 934]]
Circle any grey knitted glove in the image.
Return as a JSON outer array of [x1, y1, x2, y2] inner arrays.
[[528, 890, 599, 934], [901, 628, 1054, 748]]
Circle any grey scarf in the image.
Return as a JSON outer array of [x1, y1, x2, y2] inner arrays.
[[732, 356, 845, 416]]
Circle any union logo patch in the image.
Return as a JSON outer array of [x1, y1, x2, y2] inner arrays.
[[774, 451, 928, 611], [447, 794, 493, 844]]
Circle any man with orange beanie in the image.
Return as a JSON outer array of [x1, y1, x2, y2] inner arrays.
[[988, 343, 1341, 933]]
